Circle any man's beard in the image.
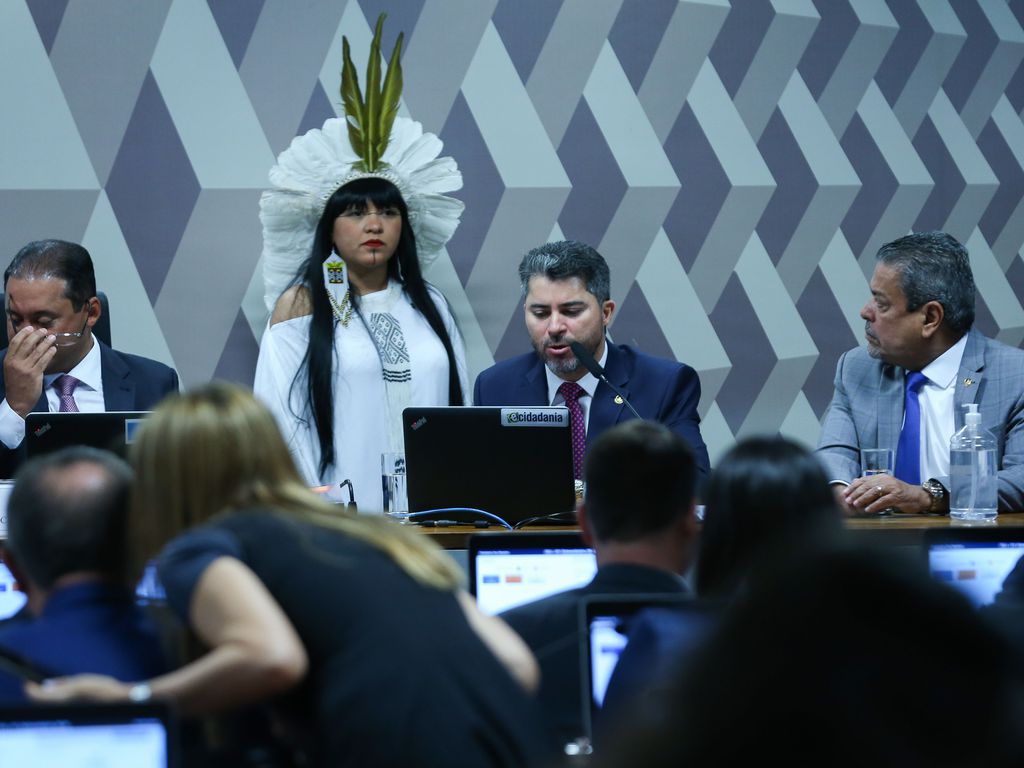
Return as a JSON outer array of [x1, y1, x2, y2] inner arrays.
[[534, 330, 602, 377]]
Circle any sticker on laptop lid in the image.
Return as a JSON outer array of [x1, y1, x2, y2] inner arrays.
[[500, 408, 568, 427], [125, 418, 145, 444]]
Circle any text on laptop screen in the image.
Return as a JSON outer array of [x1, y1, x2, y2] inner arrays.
[[475, 547, 596, 615], [0, 717, 168, 768], [929, 542, 1024, 607]]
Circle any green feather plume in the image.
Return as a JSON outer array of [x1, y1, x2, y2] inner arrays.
[[340, 13, 403, 172]]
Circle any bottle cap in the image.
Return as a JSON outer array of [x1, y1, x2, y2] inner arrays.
[[964, 403, 981, 425]]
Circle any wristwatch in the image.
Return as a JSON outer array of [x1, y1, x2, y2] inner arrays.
[[921, 478, 948, 514], [128, 682, 152, 702]]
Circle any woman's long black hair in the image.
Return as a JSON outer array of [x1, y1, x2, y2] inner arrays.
[[288, 177, 464, 478], [695, 436, 842, 598]]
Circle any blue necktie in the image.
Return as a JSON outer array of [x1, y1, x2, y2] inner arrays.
[[894, 371, 927, 485]]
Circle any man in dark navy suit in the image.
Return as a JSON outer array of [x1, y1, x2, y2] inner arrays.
[[0, 240, 178, 477], [501, 421, 698, 756], [0, 447, 169, 703], [473, 239, 710, 482]]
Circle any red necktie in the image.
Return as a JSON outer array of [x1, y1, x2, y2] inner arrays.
[[55, 374, 80, 413], [558, 381, 586, 480]]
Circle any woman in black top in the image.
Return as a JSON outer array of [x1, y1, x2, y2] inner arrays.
[[31, 382, 541, 767]]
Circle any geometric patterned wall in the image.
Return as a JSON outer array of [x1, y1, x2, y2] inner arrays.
[[1, 0, 1022, 465]]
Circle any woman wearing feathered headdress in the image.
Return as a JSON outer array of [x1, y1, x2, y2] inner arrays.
[[255, 17, 467, 510]]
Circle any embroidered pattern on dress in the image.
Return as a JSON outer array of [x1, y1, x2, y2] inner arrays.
[[370, 312, 412, 382]]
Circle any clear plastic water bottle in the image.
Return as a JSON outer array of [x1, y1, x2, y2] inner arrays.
[[949, 403, 998, 521]]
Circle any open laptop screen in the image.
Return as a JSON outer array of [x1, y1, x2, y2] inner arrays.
[[926, 527, 1024, 608], [469, 532, 596, 615], [0, 562, 26, 620], [0, 703, 176, 768], [581, 595, 719, 748]]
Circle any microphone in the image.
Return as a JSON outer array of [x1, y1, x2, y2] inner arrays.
[[568, 341, 643, 420]]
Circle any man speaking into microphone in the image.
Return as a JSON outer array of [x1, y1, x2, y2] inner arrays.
[[473, 240, 710, 483]]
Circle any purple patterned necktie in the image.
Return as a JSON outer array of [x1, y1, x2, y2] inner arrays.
[[54, 374, 80, 413], [558, 381, 587, 480]]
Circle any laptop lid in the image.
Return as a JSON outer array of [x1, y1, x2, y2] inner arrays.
[[0, 702, 178, 768], [468, 531, 596, 615], [925, 526, 1024, 608], [403, 406, 575, 525], [24, 412, 149, 460], [580, 594, 718, 749]]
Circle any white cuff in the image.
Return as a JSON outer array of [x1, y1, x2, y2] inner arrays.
[[0, 399, 26, 450]]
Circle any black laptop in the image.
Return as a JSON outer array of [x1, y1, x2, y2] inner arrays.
[[24, 411, 149, 459], [403, 406, 576, 525]]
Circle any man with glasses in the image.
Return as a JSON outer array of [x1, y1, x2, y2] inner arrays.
[[0, 240, 178, 476]]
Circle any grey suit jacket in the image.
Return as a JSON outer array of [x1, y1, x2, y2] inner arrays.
[[816, 328, 1024, 511]]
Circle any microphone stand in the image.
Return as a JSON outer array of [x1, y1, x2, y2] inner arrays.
[[568, 341, 643, 420]]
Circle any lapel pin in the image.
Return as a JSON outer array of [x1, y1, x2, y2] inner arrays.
[[614, 395, 624, 405], [964, 377, 974, 387]]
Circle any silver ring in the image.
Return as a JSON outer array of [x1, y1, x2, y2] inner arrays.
[[875, 485, 883, 495]]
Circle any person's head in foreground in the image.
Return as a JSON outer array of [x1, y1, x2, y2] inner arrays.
[[599, 547, 1024, 768], [581, 419, 698, 573], [696, 435, 842, 598]]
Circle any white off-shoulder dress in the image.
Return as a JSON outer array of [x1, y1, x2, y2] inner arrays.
[[254, 281, 468, 512]]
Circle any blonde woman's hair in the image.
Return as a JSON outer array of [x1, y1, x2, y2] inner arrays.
[[128, 381, 462, 590]]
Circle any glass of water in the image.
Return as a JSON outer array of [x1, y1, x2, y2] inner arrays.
[[860, 448, 894, 515], [381, 452, 408, 520], [861, 448, 893, 478]]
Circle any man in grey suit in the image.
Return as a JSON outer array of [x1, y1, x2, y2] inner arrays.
[[817, 231, 1024, 514]]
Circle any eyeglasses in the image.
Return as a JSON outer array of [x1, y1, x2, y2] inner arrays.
[[338, 208, 401, 222], [9, 314, 90, 347], [52, 315, 90, 347]]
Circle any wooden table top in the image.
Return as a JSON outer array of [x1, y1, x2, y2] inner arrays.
[[414, 514, 1024, 549]]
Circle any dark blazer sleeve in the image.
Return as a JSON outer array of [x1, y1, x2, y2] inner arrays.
[[100, 344, 179, 411], [599, 346, 710, 484], [473, 354, 547, 407], [658, 362, 710, 482]]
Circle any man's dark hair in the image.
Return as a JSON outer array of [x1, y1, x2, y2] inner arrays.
[[583, 420, 696, 542], [876, 231, 975, 336], [5, 239, 97, 311], [518, 240, 611, 304], [7, 446, 133, 590]]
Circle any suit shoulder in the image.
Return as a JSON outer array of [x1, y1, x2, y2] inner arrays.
[[500, 588, 583, 635], [476, 352, 536, 383], [108, 347, 176, 377], [614, 344, 696, 377], [980, 334, 1024, 363]]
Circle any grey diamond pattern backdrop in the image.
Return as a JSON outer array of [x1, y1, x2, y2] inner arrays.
[[2, 0, 1023, 463]]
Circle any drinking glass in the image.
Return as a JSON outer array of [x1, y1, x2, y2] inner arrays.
[[861, 448, 894, 515], [381, 452, 408, 520]]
